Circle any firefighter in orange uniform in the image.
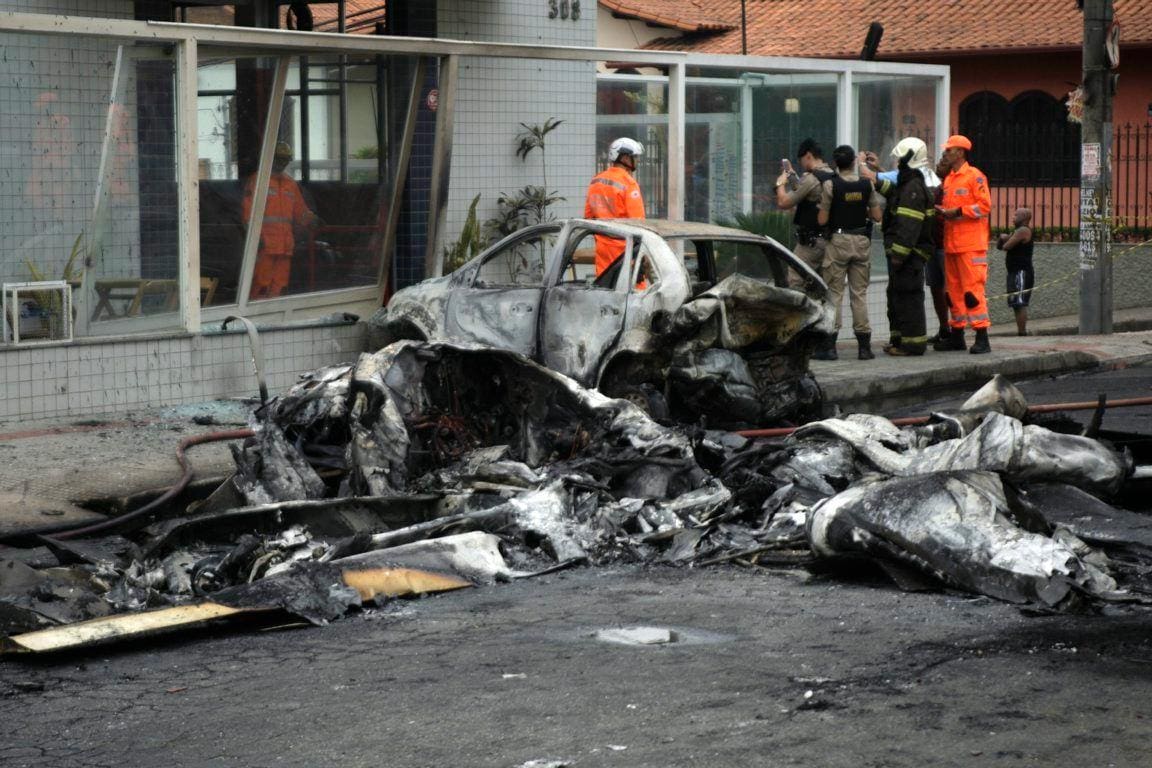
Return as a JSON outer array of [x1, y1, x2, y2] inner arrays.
[[584, 137, 646, 275], [935, 134, 993, 354], [243, 141, 319, 299]]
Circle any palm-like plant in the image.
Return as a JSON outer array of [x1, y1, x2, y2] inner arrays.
[[515, 118, 564, 200], [22, 233, 84, 334]]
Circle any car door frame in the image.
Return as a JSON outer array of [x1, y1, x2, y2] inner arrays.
[[443, 223, 564, 358], [537, 221, 637, 386]]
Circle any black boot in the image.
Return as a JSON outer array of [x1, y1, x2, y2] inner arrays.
[[933, 328, 966, 352], [969, 328, 991, 355], [856, 333, 874, 360], [812, 334, 838, 361]]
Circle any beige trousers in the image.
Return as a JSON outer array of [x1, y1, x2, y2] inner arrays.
[[789, 238, 827, 289], [823, 233, 872, 333]]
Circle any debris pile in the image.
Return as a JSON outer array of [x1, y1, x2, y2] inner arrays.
[[2, 342, 1148, 652]]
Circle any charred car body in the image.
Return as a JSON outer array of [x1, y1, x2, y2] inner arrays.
[[370, 219, 835, 427]]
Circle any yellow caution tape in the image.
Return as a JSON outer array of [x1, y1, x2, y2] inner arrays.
[[976, 237, 1152, 302]]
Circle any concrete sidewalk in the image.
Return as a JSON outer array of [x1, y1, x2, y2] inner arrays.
[[2, 323, 1151, 538], [817, 325, 1152, 412]]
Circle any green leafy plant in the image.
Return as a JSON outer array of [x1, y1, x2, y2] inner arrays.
[[515, 118, 564, 196], [16, 233, 84, 337], [481, 118, 567, 240], [442, 194, 485, 273], [483, 186, 564, 241], [350, 144, 381, 183]]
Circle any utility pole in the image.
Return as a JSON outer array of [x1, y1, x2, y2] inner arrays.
[[1079, 0, 1114, 334], [740, 0, 747, 55]]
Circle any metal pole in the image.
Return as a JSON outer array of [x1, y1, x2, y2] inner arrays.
[[740, 0, 747, 56], [1079, 0, 1114, 334]]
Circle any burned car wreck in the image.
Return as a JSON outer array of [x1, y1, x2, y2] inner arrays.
[[2, 343, 1150, 653], [370, 219, 835, 427]]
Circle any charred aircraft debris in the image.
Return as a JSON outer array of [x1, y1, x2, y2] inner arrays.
[[2, 342, 1151, 653]]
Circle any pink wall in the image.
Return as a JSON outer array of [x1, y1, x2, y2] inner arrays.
[[928, 48, 1152, 128]]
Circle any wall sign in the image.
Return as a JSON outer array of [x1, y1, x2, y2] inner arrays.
[[548, 0, 581, 20]]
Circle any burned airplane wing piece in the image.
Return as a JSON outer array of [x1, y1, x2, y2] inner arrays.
[[808, 471, 1119, 608]]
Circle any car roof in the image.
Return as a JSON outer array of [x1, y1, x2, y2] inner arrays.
[[572, 218, 770, 241]]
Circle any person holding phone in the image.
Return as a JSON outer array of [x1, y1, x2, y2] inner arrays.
[[774, 138, 836, 289]]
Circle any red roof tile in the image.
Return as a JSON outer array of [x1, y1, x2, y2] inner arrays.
[[600, 0, 736, 33], [643, 0, 1152, 58], [183, 1, 387, 35]]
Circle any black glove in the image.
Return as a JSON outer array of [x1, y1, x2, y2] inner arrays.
[[886, 249, 905, 269]]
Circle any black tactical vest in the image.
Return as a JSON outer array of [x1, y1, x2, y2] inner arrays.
[[827, 175, 872, 231], [793, 167, 836, 231]]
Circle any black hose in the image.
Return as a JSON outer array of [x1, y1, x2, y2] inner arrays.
[[50, 428, 254, 540]]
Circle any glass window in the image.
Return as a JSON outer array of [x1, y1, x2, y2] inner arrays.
[[475, 230, 557, 288], [197, 55, 277, 306], [630, 244, 659, 292], [686, 77, 744, 223], [596, 74, 668, 218], [0, 37, 182, 335], [558, 230, 600, 285], [687, 71, 839, 223], [855, 74, 938, 173], [197, 51, 414, 303], [84, 50, 182, 328], [712, 240, 786, 286]]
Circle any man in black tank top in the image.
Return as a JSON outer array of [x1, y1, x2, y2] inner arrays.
[[996, 207, 1034, 336]]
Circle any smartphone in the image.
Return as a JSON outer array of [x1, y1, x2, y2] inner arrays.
[[781, 158, 794, 174]]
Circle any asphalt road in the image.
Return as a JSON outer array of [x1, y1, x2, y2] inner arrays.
[[2, 565, 1151, 768], [2, 366, 1151, 768], [884, 363, 1152, 435]]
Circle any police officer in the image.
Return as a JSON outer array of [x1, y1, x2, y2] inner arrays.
[[775, 138, 836, 289], [815, 145, 884, 361]]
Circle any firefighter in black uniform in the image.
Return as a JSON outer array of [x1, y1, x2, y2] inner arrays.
[[881, 146, 936, 355]]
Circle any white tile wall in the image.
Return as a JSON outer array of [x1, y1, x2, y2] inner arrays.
[[0, 323, 366, 424], [438, 0, 598, 252]]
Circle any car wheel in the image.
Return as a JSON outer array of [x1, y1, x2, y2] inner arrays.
[[604, 382, 669, 420]]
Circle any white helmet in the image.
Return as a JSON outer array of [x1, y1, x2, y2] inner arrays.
[[890, 137, 929, 169], [608, 137, 644, 163]]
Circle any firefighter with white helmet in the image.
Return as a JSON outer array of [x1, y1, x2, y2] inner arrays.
[[877, 138, 936, 355], [862, 138, 949, 347], [584, 137, 646, 275]]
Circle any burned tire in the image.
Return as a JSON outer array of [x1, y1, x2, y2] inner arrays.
[[602, 382, 669, 420]]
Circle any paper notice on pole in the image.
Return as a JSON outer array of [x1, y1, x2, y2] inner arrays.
[[1080, 227, 1099, 270], [1080, 184, 1100, 270], [1082, 143, 1101, 182]]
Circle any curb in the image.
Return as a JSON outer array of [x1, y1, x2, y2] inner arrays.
[[821, 350, 1105, 409]]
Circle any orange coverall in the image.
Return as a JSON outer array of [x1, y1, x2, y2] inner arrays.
[[940, 161, 992, 330], [243, 173, 316, 299], [584, 165, 645, 274]]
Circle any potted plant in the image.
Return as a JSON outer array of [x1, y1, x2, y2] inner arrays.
[[15, 233, 83, 340]]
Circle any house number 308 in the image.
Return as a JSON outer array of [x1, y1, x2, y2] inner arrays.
[[548, 0, 580, 20]]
